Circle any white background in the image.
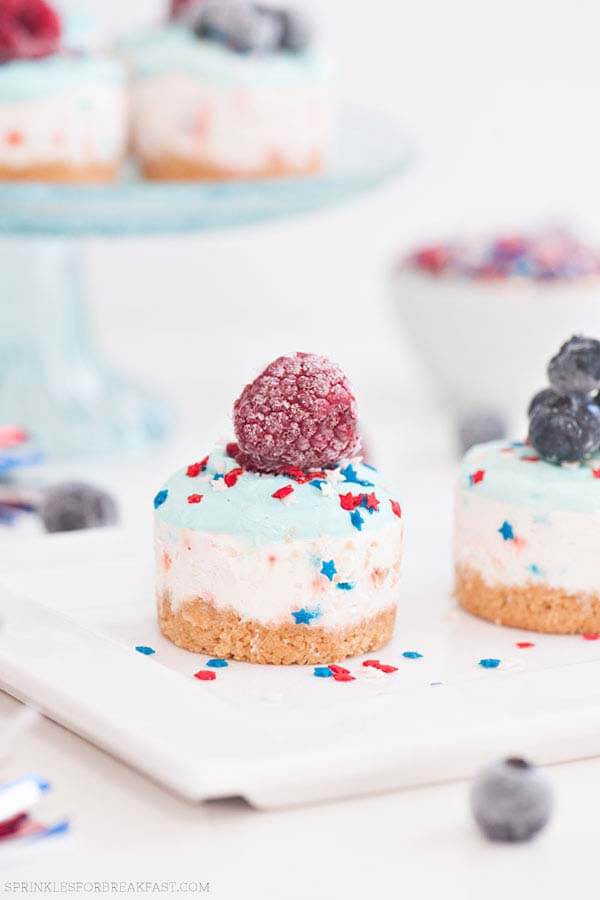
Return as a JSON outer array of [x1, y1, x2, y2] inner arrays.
[[5, 1, 600, 896]]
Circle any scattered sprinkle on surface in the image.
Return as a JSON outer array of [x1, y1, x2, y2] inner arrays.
[[206, 658, 228, 668], [135, 645, 155, 656], [402, 651, 423, 659], [516, 641, 535, 649], [582, 633, 600, 641], [194, 670, 216, 681], [313, 666, 333, 678], [479, 658, 501, 669]]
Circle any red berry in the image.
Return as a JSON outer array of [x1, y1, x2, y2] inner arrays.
[[233, 353, 360, 473], [0, 0, 62, 63]]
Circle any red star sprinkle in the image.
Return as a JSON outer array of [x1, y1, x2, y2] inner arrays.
[[470, 469, 485, 485], [186, 456, 209, 477], [224, 467, 244, 487], [333, 672, 355, 682], [339, 492, 363, 511], [328, 664, 350, 675], [365, 492, 380, 511], [593, 469, 600, 479], [194, 670, 216, 681], [187, 494, 203, 504], [272, 484, 294, 500], [516, 641, 535, 649], [582, 633, 600, 641], [390, 500, 402, 518], [521, 455, 540, 463]]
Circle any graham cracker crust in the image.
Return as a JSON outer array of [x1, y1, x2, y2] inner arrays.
[[456, 564, 600, 634], [158, 592, 396, 665], [140, 154, 323, 182], [0, 162, 120, 183]]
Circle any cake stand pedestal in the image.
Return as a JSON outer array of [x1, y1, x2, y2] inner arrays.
[[0, 109, 412, 458]]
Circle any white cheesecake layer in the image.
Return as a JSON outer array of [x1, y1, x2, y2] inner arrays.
[[155, 517, 403, 629], [130, 71, 330, 171], [455, 487, 600, 595]]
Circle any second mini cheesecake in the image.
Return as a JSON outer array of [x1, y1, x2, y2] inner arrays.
[[455, 335, 600, 634]]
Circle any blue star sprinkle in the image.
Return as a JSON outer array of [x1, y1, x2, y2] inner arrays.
[[292, 607, 321, 625], [206, 658, 228, 668], [479, 658, 501, 669], [340, 463, 374, 487], [153, 490, 168, 509], [321, 560, 337, 581], [350, 509, 364, 531], [402, 651, 423, 659], [135, 645, 155, 656], [313, 666, 333, 678], [498, 520, 515, 541], [337, 582, 355, 591], [310, 479, 326, 490]]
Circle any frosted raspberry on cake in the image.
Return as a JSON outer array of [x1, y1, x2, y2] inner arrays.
[[124, 0, 332, 182], [0, 0, 127, 182], [455, 335, 600, 633], [154, 353, 404, 664]]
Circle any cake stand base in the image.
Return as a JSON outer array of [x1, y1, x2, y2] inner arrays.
[[0, 239, 171, 458]]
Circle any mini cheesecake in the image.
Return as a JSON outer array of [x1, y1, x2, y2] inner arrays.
[[455, 440, 600, 633], [124, 2, 332, 182], [455, 335, 600, 634], [153, 352, 403, 664], [154, 446, 403, 664], [0, 1, 127, 182]]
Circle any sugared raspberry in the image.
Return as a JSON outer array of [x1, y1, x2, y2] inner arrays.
[[0, 0, 61, 62], [233, 352, 360, 472]]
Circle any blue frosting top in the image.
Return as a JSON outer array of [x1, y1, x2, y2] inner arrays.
[[461, 439, 600, 513], [0, 55, 124, 102], [153, 445, 402, 545], [122, 25, 328, 87]]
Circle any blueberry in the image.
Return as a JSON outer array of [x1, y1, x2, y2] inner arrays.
[[40, 482, 118, 534], [548, 335, 600, 396], [470, 757, 552, 842], [195, 1, 283, 53], [528, 392, 600, 463], [527, 387, 558, 418], [458, 410, 506, 454], [277, 7, 312, 51]]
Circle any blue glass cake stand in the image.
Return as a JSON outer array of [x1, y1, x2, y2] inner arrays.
[[0, 109, 412, 457]]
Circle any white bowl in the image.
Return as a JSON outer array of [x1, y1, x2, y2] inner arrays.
[[391, 269, 600, 434]]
